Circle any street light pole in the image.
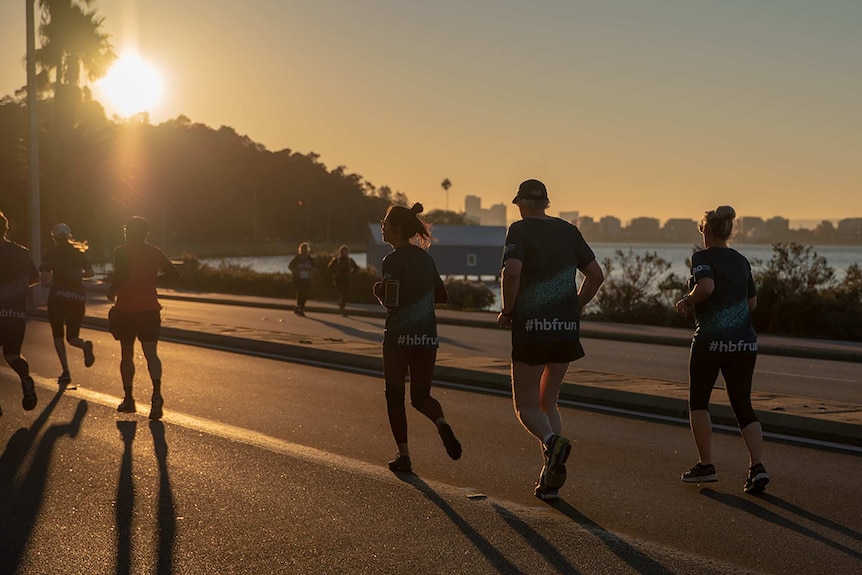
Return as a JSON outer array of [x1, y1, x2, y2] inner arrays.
[[26, 0, 43, 304]]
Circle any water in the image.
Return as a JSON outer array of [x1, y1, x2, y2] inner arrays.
[[201, 244, 859, 310], [202, 244, 858, 280]]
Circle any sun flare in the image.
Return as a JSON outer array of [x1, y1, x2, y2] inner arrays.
[[96, 52, 165, 117]]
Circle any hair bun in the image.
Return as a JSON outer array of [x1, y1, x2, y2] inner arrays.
[[410, 203, 424, 214], [715, 205, 736, 220]]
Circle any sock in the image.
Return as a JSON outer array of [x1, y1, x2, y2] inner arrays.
[[542, 433, 555, 446], [435, 417, 447, 428], [397, 443, 410, 458]]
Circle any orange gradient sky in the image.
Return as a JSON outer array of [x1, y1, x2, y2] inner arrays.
[[1, 0, 859, 224]]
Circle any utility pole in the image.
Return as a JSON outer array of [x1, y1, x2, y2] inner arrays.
[[26, 0, 44, 305]]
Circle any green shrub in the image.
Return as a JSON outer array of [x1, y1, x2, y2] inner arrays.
[[443, 279, 495, 311], [591, 248, 687, 326]]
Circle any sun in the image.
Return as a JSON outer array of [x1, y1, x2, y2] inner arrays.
[[95, 52, 165, 117]]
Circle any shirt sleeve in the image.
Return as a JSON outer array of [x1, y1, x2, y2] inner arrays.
[[502, 223, 523, 267], [573, 227, 597, 270], [691, 251, 713, 282]]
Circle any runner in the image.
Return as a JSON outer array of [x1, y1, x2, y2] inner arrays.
[[0, 211, 40, 414], [327, 245, 359, 316], [288, 242, 314, 316], [39, 223, 96, 389], [374, 203, 461, 472], [497, 180, 604, 500], [676, 205, 770, 494], [107, 216, 180, 420]]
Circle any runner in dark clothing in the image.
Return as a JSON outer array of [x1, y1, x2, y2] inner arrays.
[[498, 180, 604, 500], [108, 216, 180, 420], [288, 242, 314, 316], [676, 205, 769, 494], [328, 245, 359, 315], [373, 203, 461, 472], [0, 211, 40, 414], [40, 223, 96, 388]]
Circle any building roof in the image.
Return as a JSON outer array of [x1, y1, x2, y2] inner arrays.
[[368, 224, 506, 247]]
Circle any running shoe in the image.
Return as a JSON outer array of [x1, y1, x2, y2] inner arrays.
[[388, 454, 412, 472], [681, 462, 718, 483], [543, 435, 571, 490], [117, 397, 137, 413], [21, 376, 37, 411], [438, 423, 462, 460], [58, 371, 72, 385], [83, 341, 95, 367], [743, 463, 770, 494], [149, 395, 164, 420], [533, 468, 560, 500]]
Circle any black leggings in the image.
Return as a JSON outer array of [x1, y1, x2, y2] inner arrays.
[[294, 279, 310, 309], [689, 351, 759, 428], [383, 345, 444, 445]]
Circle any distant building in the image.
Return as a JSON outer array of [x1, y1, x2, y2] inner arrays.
[[464, 195, 507, 226], [738, 217, 766, 242], [765, 216, 790, 242], [662, 218, 699, 243], [837, 218, 862, 241], [627, 217, 661, 241], [559, 210, 579, 225], [599, 216, 622, 240], [366, 224, 506, 278], [578, 216, 599, 238]]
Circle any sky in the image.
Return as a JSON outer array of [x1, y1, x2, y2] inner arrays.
[[1, 0, 860, 225]]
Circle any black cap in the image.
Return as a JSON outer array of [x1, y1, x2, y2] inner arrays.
[[512, 179, 548, 204]]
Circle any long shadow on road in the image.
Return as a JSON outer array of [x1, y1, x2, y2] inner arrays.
[[547, 500, 676, 575], [700, 488, 862, 561], [150, 421, 176, 575], [0, 388, 88, 575], [115, 421, 136, 575], [491, 502, 581, 575], [393, 472, 528, 574]]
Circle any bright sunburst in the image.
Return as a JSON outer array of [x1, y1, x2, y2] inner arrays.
[[96, 52, 165, 117]]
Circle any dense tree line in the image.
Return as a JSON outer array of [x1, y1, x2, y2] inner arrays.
[[0, 97, 409, 262]]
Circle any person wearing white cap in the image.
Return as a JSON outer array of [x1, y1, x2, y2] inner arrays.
[[39, 223, 96, 388]]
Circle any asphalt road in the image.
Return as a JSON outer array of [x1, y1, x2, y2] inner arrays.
[[2, 323, 861, 574], [105, 297, 861, 405]]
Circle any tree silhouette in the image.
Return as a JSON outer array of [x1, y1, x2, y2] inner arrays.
[[441, 178, 451, 210]]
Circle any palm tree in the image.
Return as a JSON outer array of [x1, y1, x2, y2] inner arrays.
[[34, 1, 116, 231], [441, 178, 452, 210], [36, 0, 116, 129]]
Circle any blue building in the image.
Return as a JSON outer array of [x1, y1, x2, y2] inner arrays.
[[366, 224, 507, 279]]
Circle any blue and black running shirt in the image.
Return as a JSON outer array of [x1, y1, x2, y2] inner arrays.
[[689, 247, 758, 354], [501, 217, 596, 344], [381, 244, 446, 347]]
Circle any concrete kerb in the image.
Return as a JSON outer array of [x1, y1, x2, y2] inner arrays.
[[32, 306, 861, 448]]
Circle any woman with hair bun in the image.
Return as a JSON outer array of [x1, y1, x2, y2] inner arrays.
[[676, 205, 769, 494], [373, 202, 461, 472]]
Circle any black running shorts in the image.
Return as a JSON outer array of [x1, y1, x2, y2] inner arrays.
[[109, 309, 161, 342], [511, 341, 585, 366]]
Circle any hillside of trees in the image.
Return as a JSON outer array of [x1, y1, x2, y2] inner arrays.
[[1, 95, 413, 263]]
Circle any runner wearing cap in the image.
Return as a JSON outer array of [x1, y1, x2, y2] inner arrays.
[[498, 179, 604, 500], [40, 223, 96, 388], [0, 211, 40, 414]]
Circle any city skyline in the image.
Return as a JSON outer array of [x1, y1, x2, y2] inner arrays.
[[1, 1, 860, 222]]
